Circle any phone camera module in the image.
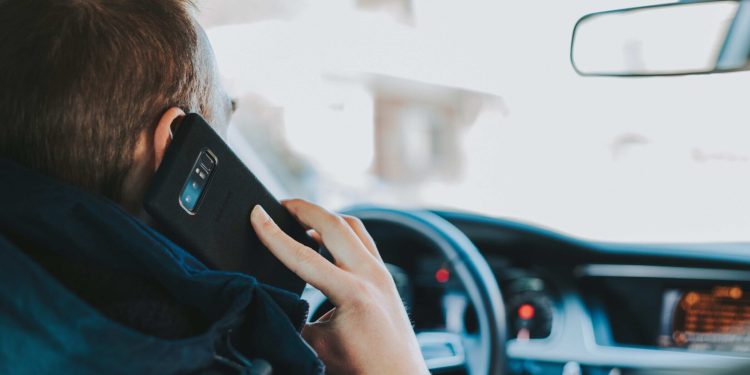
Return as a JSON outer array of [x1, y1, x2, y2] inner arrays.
[[179, 149, 217, 214], [181, 190, 198, 211], [200, 153, 216, 172]]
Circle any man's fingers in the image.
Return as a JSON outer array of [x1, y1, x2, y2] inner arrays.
[[282, 199, 372, 269], [307, 229, 323, 246], [250, 205, 349, 304], [310, 219, 379, 262], [341, 215, 382, 262]]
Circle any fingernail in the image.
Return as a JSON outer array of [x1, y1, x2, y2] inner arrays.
[[251, 205, 270, 222]]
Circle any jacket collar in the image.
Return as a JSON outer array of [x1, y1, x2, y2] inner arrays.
[[0, 159, 323, 374]]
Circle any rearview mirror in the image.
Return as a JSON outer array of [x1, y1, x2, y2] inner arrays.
[[571, 0, 748, 77]]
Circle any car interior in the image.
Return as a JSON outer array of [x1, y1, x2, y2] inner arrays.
[[301, 208, 750, 374], [189, 0, 750, 375], [7, 0, 750, 374], [196, 0, 750, 374]]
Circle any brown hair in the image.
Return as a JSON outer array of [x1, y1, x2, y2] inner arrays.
[[0, 0, 211, 202]]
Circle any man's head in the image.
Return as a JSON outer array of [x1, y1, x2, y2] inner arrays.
[[0, 0, 233, 211]]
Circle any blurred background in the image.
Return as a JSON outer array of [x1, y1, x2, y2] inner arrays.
[[196, 0, 750, 243]]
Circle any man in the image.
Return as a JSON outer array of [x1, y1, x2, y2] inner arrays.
[[0, 0, 428, 374]]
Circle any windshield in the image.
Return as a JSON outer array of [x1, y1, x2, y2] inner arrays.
[[201, 0, 750, 243]]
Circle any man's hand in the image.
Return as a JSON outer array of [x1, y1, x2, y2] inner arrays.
[[250, 200, 429, 375]]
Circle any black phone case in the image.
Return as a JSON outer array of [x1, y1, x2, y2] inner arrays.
[[144, 114, 315, 295]]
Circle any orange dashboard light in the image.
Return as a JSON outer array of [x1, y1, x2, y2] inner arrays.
[[730, 287, 743, 300], [435, 268, 450, 283], [518, 303, 535, 320]]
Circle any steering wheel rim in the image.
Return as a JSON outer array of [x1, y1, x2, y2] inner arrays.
[[342, 207, 507, 375]]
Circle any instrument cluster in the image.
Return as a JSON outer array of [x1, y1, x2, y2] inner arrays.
[[409, 255, 558, 340]]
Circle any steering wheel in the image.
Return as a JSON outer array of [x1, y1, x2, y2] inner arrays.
[[303, 207, 507, 375]]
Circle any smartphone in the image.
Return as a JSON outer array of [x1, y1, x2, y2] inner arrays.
[[144, 113, 317, 295]]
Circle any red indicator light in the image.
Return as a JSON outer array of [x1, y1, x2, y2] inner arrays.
[[435, 268, 450, 283], [518, 304, 535, 320]]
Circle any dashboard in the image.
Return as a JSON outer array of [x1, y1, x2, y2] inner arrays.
[[304, 209, 750, 374], [579, 265, 750, 354]]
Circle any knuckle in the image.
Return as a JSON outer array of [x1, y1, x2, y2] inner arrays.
[[342, 215, 364, 229], [348, 270, 392, 302], [348, 280, 378, 307], [291, 243, 317, 268], [327, 214, 348, 229], [371, 264, 394, 285], [260, 216, 279, 232]]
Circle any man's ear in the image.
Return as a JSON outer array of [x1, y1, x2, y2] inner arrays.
[[153, 107, 186, 171]]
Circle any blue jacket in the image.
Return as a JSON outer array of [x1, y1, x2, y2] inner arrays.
[[0, 159, 324, 374]]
